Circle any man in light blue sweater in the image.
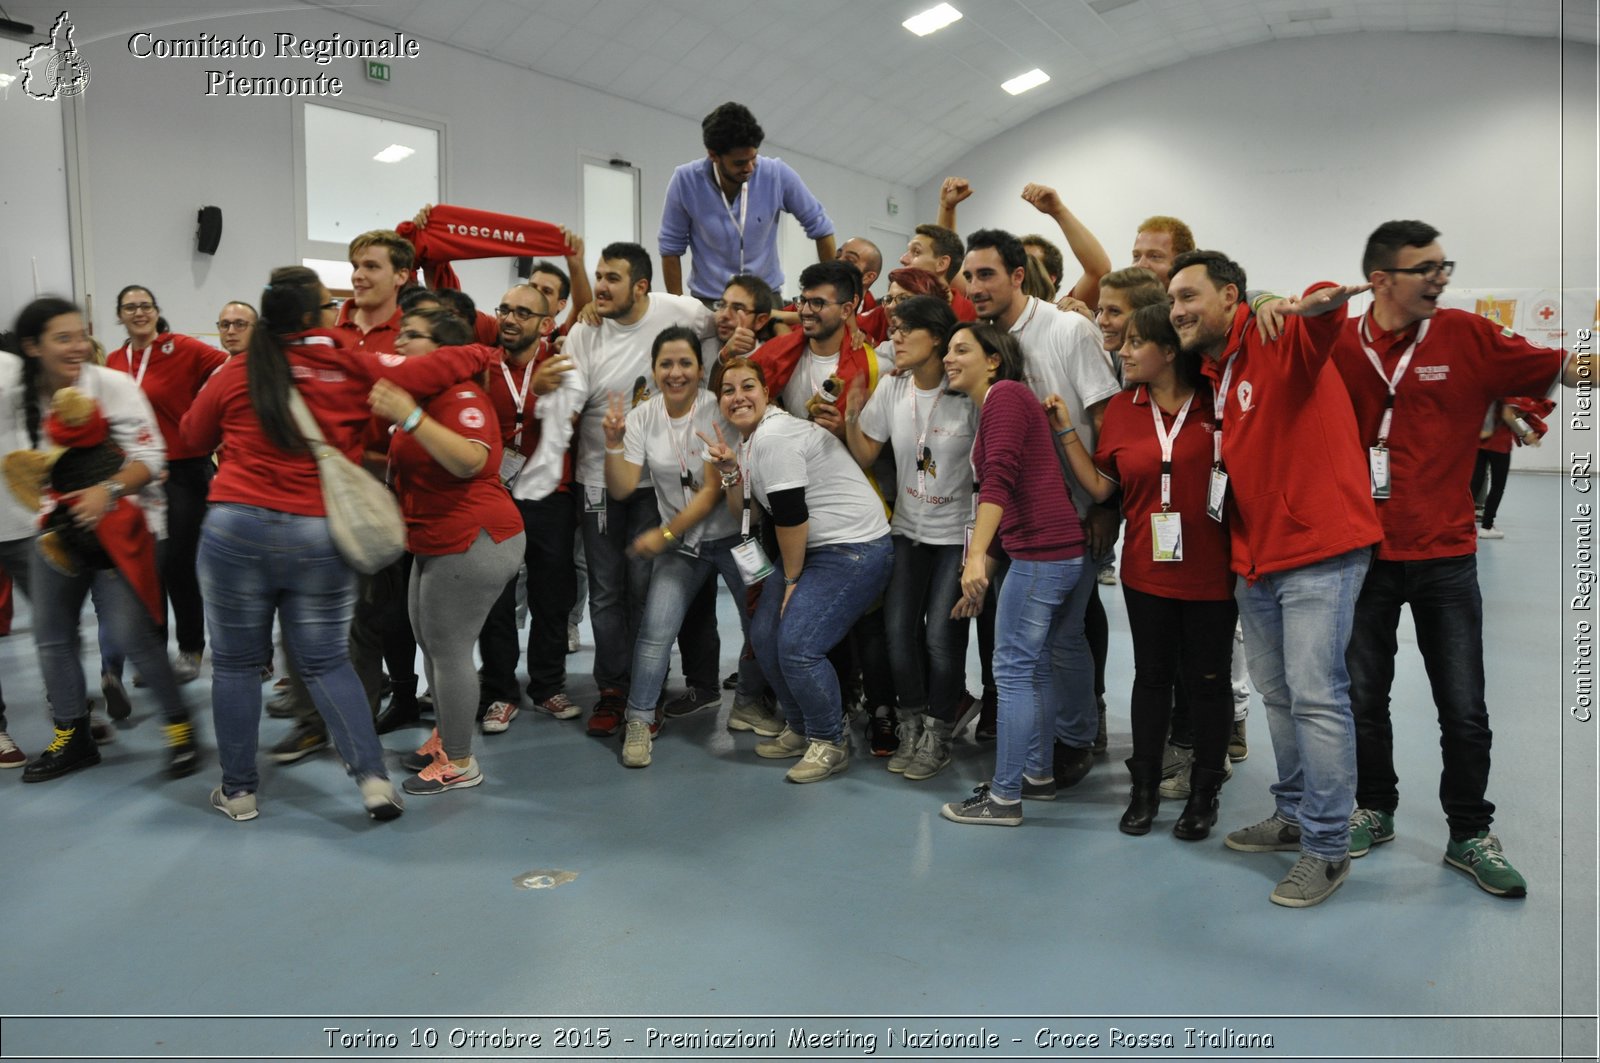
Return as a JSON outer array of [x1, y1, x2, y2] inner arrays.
[[659, 102, 835, 303]]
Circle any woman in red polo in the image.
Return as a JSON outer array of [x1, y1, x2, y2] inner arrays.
[[1050, 302, 1236, 841]]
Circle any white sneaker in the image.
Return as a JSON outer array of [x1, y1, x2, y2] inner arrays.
[[621, 719, 653, 768], [567, 623, 581, 653], [1478, 526, 1504, 540], [481, 700, 519, 734]]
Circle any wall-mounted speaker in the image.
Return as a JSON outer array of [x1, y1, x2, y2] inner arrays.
[[514, 256, 533, 279], [197, 206, 222, 255]]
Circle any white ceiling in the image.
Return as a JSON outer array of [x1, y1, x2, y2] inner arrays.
[[312, 0, 1599, 187]]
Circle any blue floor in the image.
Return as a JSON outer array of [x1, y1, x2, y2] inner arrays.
[[1, 473, 1594, 1062]]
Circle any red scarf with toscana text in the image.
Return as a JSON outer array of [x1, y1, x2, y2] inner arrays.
[[395, 204, 571, 292], [751, 328, 879, 412], [45, 404, 162, 624]]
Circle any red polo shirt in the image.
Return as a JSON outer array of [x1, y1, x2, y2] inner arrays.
[[1094, 385, 1233, 601], [106, 333, 227, 461], [1331, 308, 1565, 560], [334, 302, 402, 354], [387, 383, 523, 555], [1200, 291, 1381, 580]]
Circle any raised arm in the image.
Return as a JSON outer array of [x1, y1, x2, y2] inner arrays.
[[1021, 183, 1111, 308]]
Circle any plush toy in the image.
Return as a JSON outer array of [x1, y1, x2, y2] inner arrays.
[[805, 373, 845, 420], [2, 387, 162, 622]]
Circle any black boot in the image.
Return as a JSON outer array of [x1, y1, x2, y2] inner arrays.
[[375, 678, 421, 734], [1173, 764, 1227, 841], [22, 719, 102, 783], [1118, 757, 1161, 835], [1053, 740, 1095, 789]]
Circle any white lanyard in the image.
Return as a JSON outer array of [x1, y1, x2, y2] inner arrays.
[[1358, 315, 1431, 447], [736, 407, 779, 537], [714, 166, 749, 274], [910, 382, 943, 498], [1211, 353, 1237, 467], [499, 357, 535, 450], [127, 342, 154, 388], [1148, 388, 1195, 512], [671, 395, 701, 495]]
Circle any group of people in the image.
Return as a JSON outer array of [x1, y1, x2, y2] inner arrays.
[[0, 100, 1584, 909]]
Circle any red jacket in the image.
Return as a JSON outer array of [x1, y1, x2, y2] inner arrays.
[[1201, 291, 1380, 579], [182, 329, 496, 517]]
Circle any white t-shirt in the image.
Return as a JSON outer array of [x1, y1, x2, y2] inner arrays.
[[622, 389, 739, 550], [0, 357, 169, 541], [857, 372, 976, 545], [779, 350, 841, 416], [564, 293, 717, 489], [742, 409, 889, 548], [1008, 296, 1121, 514]]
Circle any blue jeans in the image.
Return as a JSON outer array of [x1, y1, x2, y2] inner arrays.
[[1044, 553, 1097, 748], [1346, 554, 1493, 836], [579, 485, 661, 692], [197, 504, 387, 794], [882, 536, 969, 720], [991, 556, 1085, 800], [625, 535, 764, 722], [750, 536, 893, 743], [1235, 547, 1372, 860], [30, 544, 189, 726]]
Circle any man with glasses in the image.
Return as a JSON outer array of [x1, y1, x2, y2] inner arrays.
[[751, 260, 881, 435], [214, 302, 256, 355], [473, 284, 591, 729], [1329, 220, 1588, 899], [659, 101, 835, 303], [714, 274, 778, 360]]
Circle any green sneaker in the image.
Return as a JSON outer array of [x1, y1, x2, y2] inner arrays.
[[1444, 831, 1528, 898], [1348, 808, 1395, 858]]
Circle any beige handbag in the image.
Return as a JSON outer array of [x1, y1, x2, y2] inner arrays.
[[287, 387, 406, 574]]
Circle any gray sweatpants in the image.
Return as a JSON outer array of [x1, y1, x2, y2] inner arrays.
[[411, 530, 526, 761]]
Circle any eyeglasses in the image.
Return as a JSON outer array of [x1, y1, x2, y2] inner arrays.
[[794, 296, 847, 312], [889, 323, 921, 337], [1379, 260, 1454, 279], [216, 319, 252, 331], [495, 304, 549, 322], [398, 329, 434, 343], [120, 302, 155, 313], [320, 301, 342, 311], [712, 300, 755, 314]]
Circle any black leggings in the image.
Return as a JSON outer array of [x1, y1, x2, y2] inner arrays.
[[1471, 449, 1511, 528], [1122, 585, 1237, 773]]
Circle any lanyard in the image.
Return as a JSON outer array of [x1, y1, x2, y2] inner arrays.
[[1358, 315, 1431, 447], [736, 407, 779, 537], [910, 381, 943, 498], [127, 342, 154, 388], [1148, 388, 1195, 511], [499, 356, 535, 450], [671, 394, 701, 489], [714, 165, 749, 274], [1211, 353, 1237, 467]]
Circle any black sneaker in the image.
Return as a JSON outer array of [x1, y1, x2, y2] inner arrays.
[[868, 707, 898, 757], [22, 720, 101, 783], [164, 720, 200, 778], [663, 686, 721, 719], [721, 671, 738, 691], [975, 688, 998, 741], [269, 722, 328, 764], [1052, 740, 1095, 788]]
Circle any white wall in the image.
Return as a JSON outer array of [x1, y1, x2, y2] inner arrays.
[[916, 32, 1596, 472], [3, 0, 912, 343]]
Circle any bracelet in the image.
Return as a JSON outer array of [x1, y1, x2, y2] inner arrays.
[[1056, 426, 1076, 438], [783, 574, 800, 587], [660, 525, 676, 543], [719, 468, 740, 488], [99, 479, 126, 501], [399, 408, 424, 433], [605, 445, 625, 455]]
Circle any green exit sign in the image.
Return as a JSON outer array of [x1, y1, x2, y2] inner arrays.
[[366, 61, 391, 82]]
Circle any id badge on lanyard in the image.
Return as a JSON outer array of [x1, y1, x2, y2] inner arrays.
[[1206, 355, 1235, 523], [1360, 316, 1430, 502], [1149, 391, 1193, 560], [499, 450, 527, 487], [584, 483, 607, 535], [1369, 447, 1391, 499]]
